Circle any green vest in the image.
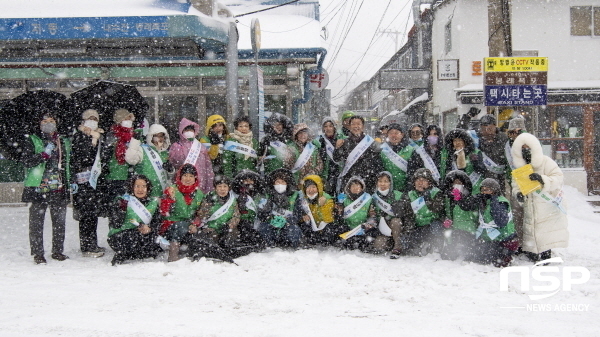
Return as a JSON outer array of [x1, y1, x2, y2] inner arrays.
[[239, 194, 262, 222], [343, 194, 372, 229], [165, 186, 205, 222], [373, 190, 403, 221], [205, 193, 238, 233], [409, 188, 441, 227], [479, 196, 515, 242], [133, 145, 169, 198], [108, 197, 159, 237], [264, 140, 292, 175], [380, 144, 414, 192], [25, 135, 71, 188], [222, 137, 258, 179], [445, 198, 478, 234], [107, 147, 129, 181]]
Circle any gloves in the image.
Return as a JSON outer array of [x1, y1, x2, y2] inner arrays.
[[451, 188, 462, 201], [209, 132, 223, 145], [443, 219, 453, 228], [469, 153, 479, 162], [422, 190, 432, 202], [162, 160, 173, 172], [529, 173, 544, 185], [516, 192, 524, 203], [70, 183, 79, 194]]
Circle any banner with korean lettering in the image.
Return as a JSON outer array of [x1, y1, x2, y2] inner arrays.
[[485, 85, 547, 106], [484, 57, 548, 107], [484, 57, 548, 72]]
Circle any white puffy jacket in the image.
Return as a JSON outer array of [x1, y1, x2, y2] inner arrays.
[[511, 133, 569, 254]]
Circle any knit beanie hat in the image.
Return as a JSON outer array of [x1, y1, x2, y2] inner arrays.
[[82, 109, 99, 120], [293, 123, 309, 139], [508, 116, 526, 130], [114, 108, 134, 124], [180, 163, 197, 177], [479, 114, 496, 125], [480, 178, 501, 195], [213, 174, 231, 187], [387, 123, 404, 133]]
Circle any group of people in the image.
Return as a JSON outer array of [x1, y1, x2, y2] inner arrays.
[[23, 107, 568, 267]]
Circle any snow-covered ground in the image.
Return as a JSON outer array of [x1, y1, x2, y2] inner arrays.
[[1, 186, 598, 337]]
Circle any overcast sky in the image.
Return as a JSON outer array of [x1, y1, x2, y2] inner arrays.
[[318, 0, 414, 112]]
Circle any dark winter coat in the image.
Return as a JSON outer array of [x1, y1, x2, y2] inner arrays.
[[71, 129, 105, 214], [473, 128, 510, 189], [333, 132, 382, 193], [441, 129, 487, 188]]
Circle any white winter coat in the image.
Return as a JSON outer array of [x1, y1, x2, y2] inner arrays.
[[125, 124, 171, 165], [511, 133, 568, 254]]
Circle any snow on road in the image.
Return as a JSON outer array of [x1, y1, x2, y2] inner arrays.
[[0, 186, 598, 336]]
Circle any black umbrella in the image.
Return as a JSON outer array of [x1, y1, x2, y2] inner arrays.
[[0, 90, 73, 160], [69, 80, 149, 131]]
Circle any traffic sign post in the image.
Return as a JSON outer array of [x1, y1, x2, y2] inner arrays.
[[484, 57, 548, 107]]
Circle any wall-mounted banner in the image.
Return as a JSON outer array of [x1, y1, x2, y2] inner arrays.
[[484, 57, 548, 72], [485, 85, 547, 106]]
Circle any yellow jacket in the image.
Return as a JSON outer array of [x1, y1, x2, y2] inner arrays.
[[200, 114, 229, 160], [301, 175, 335, 223]]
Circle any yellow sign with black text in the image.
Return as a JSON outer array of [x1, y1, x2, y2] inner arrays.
[[484, 57, 548, 72]]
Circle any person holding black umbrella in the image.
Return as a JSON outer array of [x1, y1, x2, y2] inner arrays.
[[71, 109, 106, 258], [22, 112, 74, 264]]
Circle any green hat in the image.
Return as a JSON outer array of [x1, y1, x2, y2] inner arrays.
[[341, 110, 355, 121]]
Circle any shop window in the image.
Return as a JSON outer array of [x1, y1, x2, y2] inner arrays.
[[538, 106, 584, 168], [159, 78, 198, 89], [570, 6, 600, 36], [158, 96, 199, 139]]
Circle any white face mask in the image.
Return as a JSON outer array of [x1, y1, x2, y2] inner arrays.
[[121, 120, 133, 128], [183, 131, 195, 140], [274, 184, 287, 194], [84, 120, 98, 130], [377, 188, 390, 196], [307, 193, 318, 200]]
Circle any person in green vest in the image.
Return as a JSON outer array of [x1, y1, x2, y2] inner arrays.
[[370, 171, 408, 258], [442, 129, 487, 195], [200, 114, 229, 175], [257, 168, 305, 248], [439, 170, 479, 261], [402, 168, 445, 256], [222, 115, 259, 179], [189, 175, 240, 261], [470, 178, 518, 267], [159, 164, 205, 262], [379, 123, 417, 192], [339, 110, 355, 139], [315, 117, 342, 195], [297, 174, 339, 246], [22, 112, 74, 264], [99, 108, 137, 215], [289, 123, 323, 184], [107, 175, 162, 266], [125, 124, 173, 198], [258, 113, 294, 176], [335, 176, 378, 252], [232, 169, 265, 253], [408, 123, 425, 147]]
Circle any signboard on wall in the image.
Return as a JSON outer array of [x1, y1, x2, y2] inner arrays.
[[484, 57, 548, 106], [379, 69, 429, 90], [437, 59, 459, 80]]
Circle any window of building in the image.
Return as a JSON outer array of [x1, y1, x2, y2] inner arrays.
[[444, 20, 452, 54], [570, 6, 600, 36], [537, 105, 584, 168], [158, 95, 199, 139]]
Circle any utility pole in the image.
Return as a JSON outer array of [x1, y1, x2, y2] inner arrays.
[[338, 70, 353, 102], [488, 0, 512, 57], [379, 29, 403, 52]]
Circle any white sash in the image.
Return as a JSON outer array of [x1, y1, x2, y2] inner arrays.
[[467, 130, 480, 149], [340, 135, 374, 178], [505, 141, 516, 170], [533, 189, 567, 214], [184, 139, 202, 165], [322, 136, 336, 162], [410, 196, 426, 214], [299, 193, 327, 231], [481, 152, 505, 174], [378, 217, 392, 237], [412, 144, 440, 182], [469, 171, 483, 186], [476, 212, 501, 240], [142, 144, 168, 191], [343, 193, 371, 219], [372, 193, 394, 216], [206, 192, 235, 222], [270, 140, 288, 153], [245, 196, 257, 213], [380, 143, 408, 172], [292, 142, 317, 173], [224, 140, 258, 158], [123, 194, 152, 225]]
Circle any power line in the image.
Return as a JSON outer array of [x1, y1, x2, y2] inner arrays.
[[234, 0, 301, 18]]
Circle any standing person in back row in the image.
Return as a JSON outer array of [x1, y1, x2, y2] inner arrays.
[[333, 115, 382, 193], [200, 114, 229, 175], [22, 112, 73, 264], [316, 117, 342, 195], [258, 113, 294, 176], [169, 118, 214, 193]]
